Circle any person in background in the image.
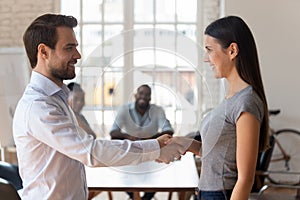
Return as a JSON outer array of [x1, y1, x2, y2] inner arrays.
[[13, 13, 185, 200], [110, 84, 174, 140], [110, 84, 174, 200], [167, 15, 269, 200], [67, 82, 97, 139]]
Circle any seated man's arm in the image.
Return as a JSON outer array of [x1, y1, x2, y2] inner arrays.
[[145, 106, 174, 139], [110, 129, 140, 140], [146, 130, 173, 139], [110, 106, 140, 140]]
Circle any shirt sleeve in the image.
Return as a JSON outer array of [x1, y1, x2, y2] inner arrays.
[[28, 98, 160, 167], [232, 92, 264, 124], [156, 106, 174, 132], [110, 105, 125, 132]]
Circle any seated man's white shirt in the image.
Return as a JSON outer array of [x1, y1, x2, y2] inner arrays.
[[111, 102, 173, 138]]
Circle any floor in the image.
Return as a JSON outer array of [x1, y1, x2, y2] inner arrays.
[[92, 191, 196, 200], [92, 188, 299, 200], [254, 187, 299, 200]]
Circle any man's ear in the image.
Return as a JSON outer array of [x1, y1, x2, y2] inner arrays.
[[37, 43, 49, 59], [228, 42, 239, 60]]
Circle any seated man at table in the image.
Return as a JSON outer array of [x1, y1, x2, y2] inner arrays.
[[110, 84, 174, 200]]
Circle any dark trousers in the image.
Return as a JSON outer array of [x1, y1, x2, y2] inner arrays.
[[197, 190, 232, 200], [127, 191, 155, 200]]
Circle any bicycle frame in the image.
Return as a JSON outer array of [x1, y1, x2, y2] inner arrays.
[[270, 134, 291, 170]]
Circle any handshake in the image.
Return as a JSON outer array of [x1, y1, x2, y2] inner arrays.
[[155, 134, 201, 164]]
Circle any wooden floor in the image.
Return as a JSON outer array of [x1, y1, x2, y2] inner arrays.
[[250, 187, 299, 200], [92, 188, 299, 200], [92, 191, 196, 200]]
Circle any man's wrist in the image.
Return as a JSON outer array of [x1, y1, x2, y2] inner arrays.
[[157, 138, 165, 148]]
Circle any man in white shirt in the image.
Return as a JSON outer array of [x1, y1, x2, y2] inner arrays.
[[13, 13, 185, 200]]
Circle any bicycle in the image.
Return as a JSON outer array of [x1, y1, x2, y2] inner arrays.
[[253, 109, 300, 199], [266, 109, 300, 186]]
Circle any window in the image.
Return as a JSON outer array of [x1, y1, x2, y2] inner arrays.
[[61, 0, 223, 138]]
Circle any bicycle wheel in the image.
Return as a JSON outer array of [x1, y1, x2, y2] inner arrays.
[[268, 129, 300, 185]]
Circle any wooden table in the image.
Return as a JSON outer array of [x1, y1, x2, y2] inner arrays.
[[86, 152, 199, 200]]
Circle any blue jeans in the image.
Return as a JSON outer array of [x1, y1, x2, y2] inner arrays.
[[197, 190, 232, 200]]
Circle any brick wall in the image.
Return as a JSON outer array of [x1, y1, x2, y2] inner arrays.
[[0, 0, 221, 47], [0, 0, 60, 47]]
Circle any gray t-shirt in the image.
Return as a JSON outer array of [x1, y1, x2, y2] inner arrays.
[[199, 86, 264, 191]]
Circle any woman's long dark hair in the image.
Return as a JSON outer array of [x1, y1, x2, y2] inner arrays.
[[205, 16, 269, 152]]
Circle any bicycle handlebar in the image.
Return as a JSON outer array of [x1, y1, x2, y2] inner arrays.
[[269, 109, 281, 116]]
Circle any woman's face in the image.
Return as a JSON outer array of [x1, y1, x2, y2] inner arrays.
[[203, 35, 234, 79]]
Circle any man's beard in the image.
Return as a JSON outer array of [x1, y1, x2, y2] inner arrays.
[[50, 67, 75, 81], [137, 102, 149, 110]]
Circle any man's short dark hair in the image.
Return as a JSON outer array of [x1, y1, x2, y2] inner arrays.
[[67, 82, 83, 92], [23, 13, 78, 68], [137, 84, 151, 93]]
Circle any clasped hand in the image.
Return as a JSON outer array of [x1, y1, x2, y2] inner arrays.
[[155, 134, 195, 164]]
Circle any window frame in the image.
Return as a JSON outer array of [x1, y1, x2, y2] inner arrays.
[[61, 0, 223, 137]]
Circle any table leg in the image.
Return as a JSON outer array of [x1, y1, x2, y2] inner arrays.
[[88, 191, 101, 200], [178, 191, 186, 200], [296, 188, 300, 199], [108, 191, 113, 200], [133, 191, 141, 200], [168, 191, 173, 200]]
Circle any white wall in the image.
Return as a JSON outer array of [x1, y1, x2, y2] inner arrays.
[[0, 0, 59, 149], [225, 0, 300, 131], [0, 48, 30, 147]]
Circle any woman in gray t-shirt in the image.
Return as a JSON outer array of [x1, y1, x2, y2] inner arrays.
[[169, 16, 269, 200]]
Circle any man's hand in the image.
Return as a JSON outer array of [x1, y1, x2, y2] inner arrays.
[[157, 134, 172, 148], [156, 134, 186, 164]]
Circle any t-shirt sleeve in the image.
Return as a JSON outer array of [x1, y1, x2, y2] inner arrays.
[[232, 92, 264, 124]]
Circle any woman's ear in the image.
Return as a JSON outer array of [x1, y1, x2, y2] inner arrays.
[[229, 42, 239, 60]]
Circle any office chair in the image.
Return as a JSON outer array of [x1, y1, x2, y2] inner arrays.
[[0, 161, 22, 191], [0, 177, 21, 200], [251, 135, 276, 193]]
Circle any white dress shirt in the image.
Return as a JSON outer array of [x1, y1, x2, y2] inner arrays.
[[13, 71, 160, 200]]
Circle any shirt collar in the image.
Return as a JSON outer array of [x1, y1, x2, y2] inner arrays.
[[129, 102, 135, 110], [30, 71, 70, 97], [130, 102, 152, 114]]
